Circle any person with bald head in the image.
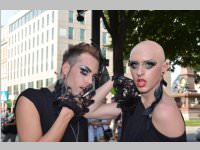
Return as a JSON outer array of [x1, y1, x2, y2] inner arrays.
[[123, 40, 186, 141], [89, 40, 186, 142]]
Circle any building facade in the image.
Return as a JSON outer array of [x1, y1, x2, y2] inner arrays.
[[1, 10, 109, 101]]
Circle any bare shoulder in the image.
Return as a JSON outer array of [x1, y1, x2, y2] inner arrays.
[[152, 94, 185, 138], [16, 96, 42, 141]]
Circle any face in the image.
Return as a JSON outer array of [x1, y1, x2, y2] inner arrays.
[[129, 41, 168, 94], [64, 53, 99, 95]]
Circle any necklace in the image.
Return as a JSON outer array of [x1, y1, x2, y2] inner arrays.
[[70, 121, 79, 142]]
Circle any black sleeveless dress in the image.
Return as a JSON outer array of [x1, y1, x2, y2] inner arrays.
[[119, 97, 187, 142], [15, 88, 88, 142]]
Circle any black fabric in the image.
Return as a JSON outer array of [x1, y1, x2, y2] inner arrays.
[[119, 97, 187, 142], [15, 88, 88, 142]]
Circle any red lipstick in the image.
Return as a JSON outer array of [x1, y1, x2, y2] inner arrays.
[[136, 79, 146, 88]]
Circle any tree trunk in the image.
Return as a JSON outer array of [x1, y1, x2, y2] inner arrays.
[[113, 38, 124, 75]]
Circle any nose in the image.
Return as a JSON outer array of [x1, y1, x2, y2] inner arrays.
[[84, 75, 93, 85], [136, 65, 145, 76]]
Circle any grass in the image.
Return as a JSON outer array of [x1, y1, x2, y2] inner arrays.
[[185, 119, 200, 126]]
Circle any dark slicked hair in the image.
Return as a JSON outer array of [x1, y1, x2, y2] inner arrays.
[[62, 42, 100, 66]]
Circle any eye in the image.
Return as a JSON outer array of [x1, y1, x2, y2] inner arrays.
[[80, 66, 90, 76], [144, 61, 157, 69], [129, 61, 139, 69]]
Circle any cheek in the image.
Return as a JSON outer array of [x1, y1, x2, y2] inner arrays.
[[146, 68, 162, 84], [67, 70, 79, 86]]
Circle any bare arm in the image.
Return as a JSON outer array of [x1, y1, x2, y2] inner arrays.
[[84, 79, 121, 119], [85, 102, 121, 119], [16, 96, 74, 142]]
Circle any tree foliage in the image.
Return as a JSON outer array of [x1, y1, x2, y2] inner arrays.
[[101, 10, 200, 74]]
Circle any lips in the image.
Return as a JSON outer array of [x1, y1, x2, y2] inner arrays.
[[136, 79, 146, 88]]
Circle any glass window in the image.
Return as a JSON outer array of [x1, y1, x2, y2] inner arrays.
[[36, 50, 39, 73], [28, 53, 30, 75], [41, 32, 44, 43], [28, 81, 34, 88], [102, 32, 107, 45], [21, 29, 23, 40], [52, 28, 54, 40], [46, 78, 53, 87], [8, 86, 12, 95], [25, 41, 27, 51], [32, 52, 34, 74], [24, 55, 26, 76], [21, 43, 23, 53], [46, 30, 49, 42], [33, 22, 35, 33], [20, 56, 23, 77], [14, 85, 19, 95], [51, 44, 54, 70], [68, 11, 73, 23], [42, 17, 44, 28], [46, 46, 48, 71], [29, 25, 31, 35], [18, 32, 20, 41], [25, 27, 27, 37], [29, 39, 31, 49], [68, 27, 73, 40], [41, 48, 43, 72], [37, 34, 39, 46], [20, 83, 26, 92], [80, 29, 85, 41], [37, 20, 40, 30], [47, 14, 49, 26], [33, 37, 35, 48], [52, 11, 55, 23], [36, 80, 43, 88]]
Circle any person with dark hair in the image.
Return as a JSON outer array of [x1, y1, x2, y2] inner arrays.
[[14, 42, 113, 142], [88, 40, 186, 142]]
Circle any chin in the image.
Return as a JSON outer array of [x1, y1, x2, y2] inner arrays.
[[138, 88, 148, 94]]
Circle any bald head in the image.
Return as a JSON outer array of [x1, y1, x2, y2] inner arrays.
[[130, 40, 165, 63]]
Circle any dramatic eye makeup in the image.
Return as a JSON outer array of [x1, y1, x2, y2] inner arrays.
[[80, 65, 91, 76], [128, 60, 157, 69], [128, 60, 139, 69], [143, 60, 157, 69]]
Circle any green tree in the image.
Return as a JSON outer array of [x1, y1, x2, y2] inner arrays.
[[101, 10, 200, 74]]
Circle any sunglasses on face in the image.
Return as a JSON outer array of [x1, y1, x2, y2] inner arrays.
[[128, 60, 157, 70]]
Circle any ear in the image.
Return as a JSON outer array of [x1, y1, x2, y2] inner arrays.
[[61, 62, 70, 79], [161, 60, 169, 75]]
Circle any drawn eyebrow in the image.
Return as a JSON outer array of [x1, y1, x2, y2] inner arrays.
[[80, 65, 92, 72]]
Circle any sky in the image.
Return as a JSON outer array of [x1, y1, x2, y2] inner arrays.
[[1, 10, 19, 26], [0, 10, 180, 85]]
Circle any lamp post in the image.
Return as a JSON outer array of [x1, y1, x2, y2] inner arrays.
[[91, 10, 101, 48]]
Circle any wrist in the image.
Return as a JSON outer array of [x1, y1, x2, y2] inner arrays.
[[60, 107, 74, 118]]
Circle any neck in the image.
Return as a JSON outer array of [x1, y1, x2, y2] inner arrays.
[[140, 83, 161, 108], [141, 93, 155, 108]]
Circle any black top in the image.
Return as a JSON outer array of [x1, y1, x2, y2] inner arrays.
[[119, 97, 187, 142], [15, 88, 88, 142]]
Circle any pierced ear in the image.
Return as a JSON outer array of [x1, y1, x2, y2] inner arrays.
[[61, 62, 70, 79], [162, 61, 169, 74]]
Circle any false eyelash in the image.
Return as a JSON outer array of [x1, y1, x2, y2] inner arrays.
[[80, 66, 90, 76]]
